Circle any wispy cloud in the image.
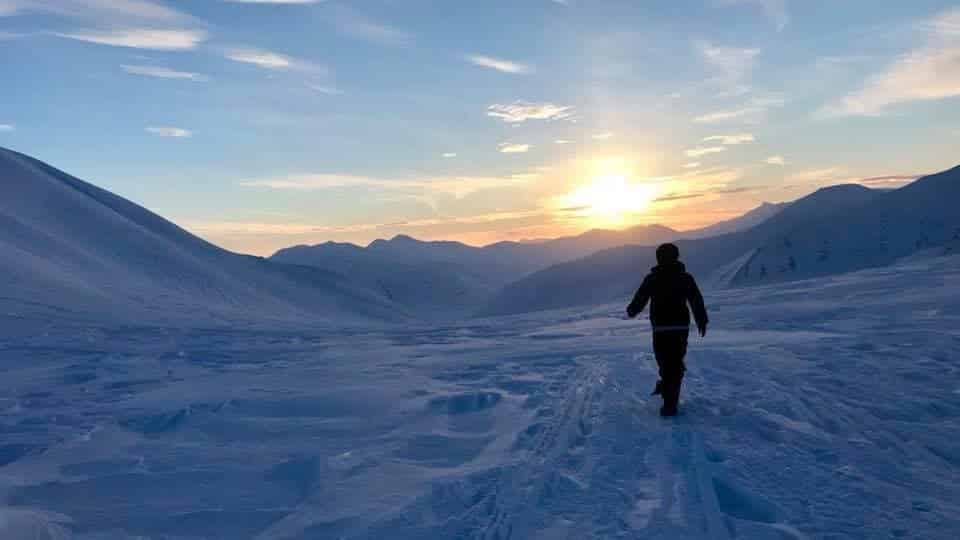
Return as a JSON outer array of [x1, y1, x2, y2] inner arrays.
[[185, 208, 548, 238], [239, 172, 532, 199], [786, 167, 848, 185], [306, 84, 342, 95], [765, 155, 785, 165], [693, 95, 785, 123], [225, 47, 293, 69], [822, 8, 960, 117], [699, 42, 760, 86], [554, 139, 572, 144], [855, 174, 926, 186], [717, 0, 788, 31], [0, 124, 14, 132], [122, 64, 208, 81], [2, 0, 186, 22], [442, 152, 457, 158], [487, 101, 573, 123], [499, 143, 531, 154], [467, 55, 530, 74], [683, 162, 701, 169], [591, 132, 615, 140], [654, 192, 706, 203], [146, 126, 191, 137], [329, 6, 410, 45], [703, 133, 754, 145], [685, 146, 726, 158], [9, 0, 206, 50], [224, 0, 320, 3], [57, 28, 207, 50]]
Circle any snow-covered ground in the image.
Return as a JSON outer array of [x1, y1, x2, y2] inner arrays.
[[1, 256, 959, 539]]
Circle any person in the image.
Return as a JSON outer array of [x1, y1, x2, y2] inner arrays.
[[626, 243, 708, 417]]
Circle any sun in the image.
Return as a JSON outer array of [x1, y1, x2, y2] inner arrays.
[[562, 174, 657, 227]]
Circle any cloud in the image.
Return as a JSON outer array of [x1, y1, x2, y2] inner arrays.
[[122, 64, 208, 81], [487, 101, 574, 123], [654, 192, 705, 203], [56, 28, 207, 50], [822, 8, 960, 117], [717, 0, 788, 31], [185, 208, 549, 238], [685, 146, 726, 158], [146, 126, 191, 137], [499, 143, 530, 154], [2, 0, 186, 22], [467, 55, 530, 74], [765, 155, 785, 165], [703, 133, 754, 145], [10, 1, 206, 50], [442, 152, 457, 158], [693, 95, 785, 123], [224, 47, 298, 69], [591, 132, 614, 140], [330, 6, 411, 45], [554, 139, 572, 144], [683, 162, 701, 169], [224, 0, 320, 3], [240, 173, 533, 199], [699, 42, 760, 84], [855, 174, 926, 186], [716, 185, 764, 194], [308, 84, 343, 95], [0, 124, 14, 131], [786, 167, 848, 185]]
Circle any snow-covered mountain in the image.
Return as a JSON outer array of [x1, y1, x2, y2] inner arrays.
[[0, 147, 403, 325], [276, 224, 680, 284], [683, 201, 787, 239], [484, 168, 959, 315], [730, 166, 960, 285], [272, 240, 497, 318]]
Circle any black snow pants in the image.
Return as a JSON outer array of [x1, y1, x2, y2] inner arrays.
[[652, 329, 689, 413]]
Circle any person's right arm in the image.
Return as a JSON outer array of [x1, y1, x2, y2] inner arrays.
[[626, 275, 652, 318]]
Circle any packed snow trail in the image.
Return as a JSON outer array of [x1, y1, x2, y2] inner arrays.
[[0, 256, 959, 539]]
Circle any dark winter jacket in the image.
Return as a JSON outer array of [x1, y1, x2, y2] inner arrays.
[[626, 261, 708, 332]]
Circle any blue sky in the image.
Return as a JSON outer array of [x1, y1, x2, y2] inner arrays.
[[2, 0, 959, 255]]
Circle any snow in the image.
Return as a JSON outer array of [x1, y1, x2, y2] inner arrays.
[[0, 147, 403, 326], [1, 255, 958, 539]]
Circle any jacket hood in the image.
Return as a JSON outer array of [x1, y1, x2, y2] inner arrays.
[[651, 261, 686, 273]]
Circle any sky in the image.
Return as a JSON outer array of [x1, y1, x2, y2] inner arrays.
[[2, 0, 959, 256]]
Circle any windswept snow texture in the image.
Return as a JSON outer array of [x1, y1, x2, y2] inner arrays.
[[0, 148, 403, 325], [1, 256, 959, 539]]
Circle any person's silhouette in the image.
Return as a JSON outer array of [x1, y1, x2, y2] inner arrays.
[[626, 243, 708, 416]]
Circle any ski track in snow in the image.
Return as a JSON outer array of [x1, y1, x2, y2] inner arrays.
[[0, 257, 959, 539]]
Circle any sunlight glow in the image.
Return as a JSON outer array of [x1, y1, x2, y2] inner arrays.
[[560, 170, 657, 228]]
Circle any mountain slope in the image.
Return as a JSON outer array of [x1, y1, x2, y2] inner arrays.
[[732, 165, 960, 285], [482, 174, 956, 315], [272, 241, 496, 317], [270, 225, 680, 316], [0, 147, 403, 325], [684, 202, 786, 239]]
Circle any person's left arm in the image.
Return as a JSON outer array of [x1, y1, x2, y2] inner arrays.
[[686, 274, 709, 336]]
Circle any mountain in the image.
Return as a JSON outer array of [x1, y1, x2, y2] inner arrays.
[[684, 202, 787, 239], [731, 166, 960, 285], [482, 168, 960, 315], [0, 147, 403, 325], [270, 224, 681, 316], [272, 240, 497, 317]]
